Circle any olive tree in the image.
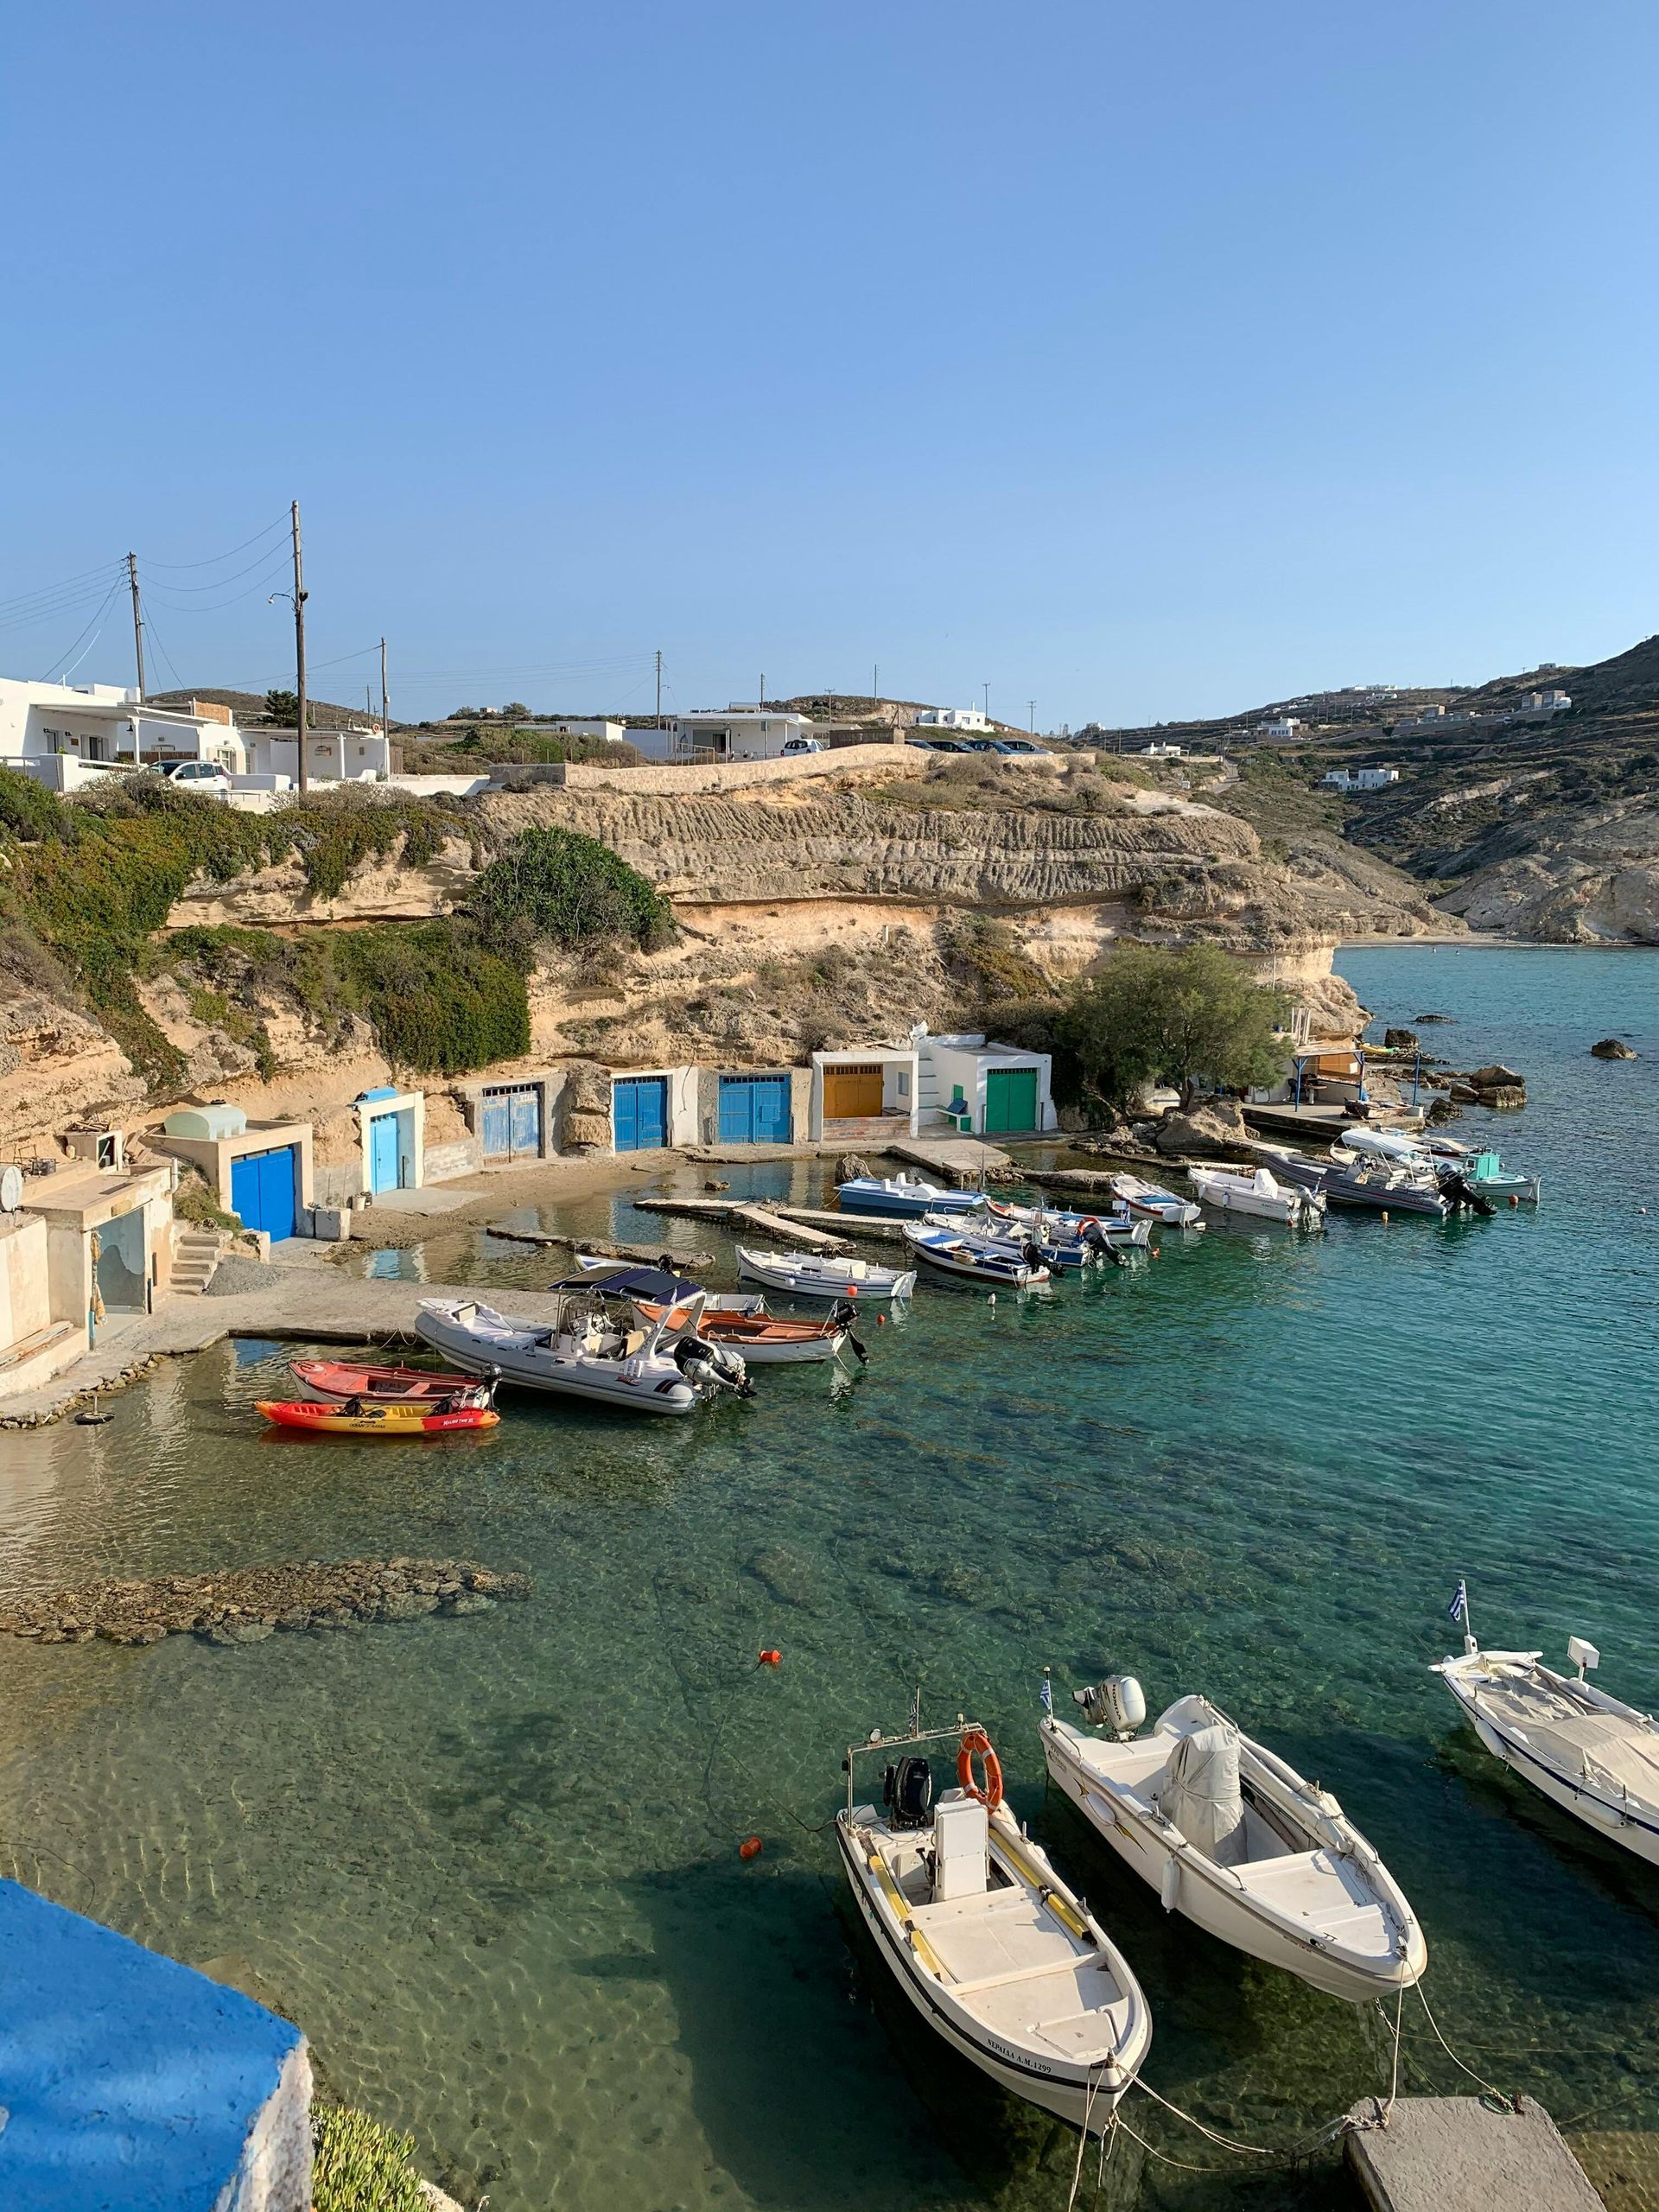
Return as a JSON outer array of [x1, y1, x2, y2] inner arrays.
[[1058, 944, 1289, 1111]]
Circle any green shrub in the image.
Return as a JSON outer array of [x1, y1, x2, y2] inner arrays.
[[0, 768, 67, 842], [311, 2102, 426, 2212], [335, 923, 529, 1073], [468, 826, 675, 962]]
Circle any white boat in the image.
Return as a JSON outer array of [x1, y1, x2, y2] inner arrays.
[[1187, 1166, 1325, 1227], [902, 1223, 1050, 1286], [734, 1247, 916, 1300], [1433, 1586, 1659, 1865], [965, 1197, 1152, 1254], [1108, 1174, 1204, 1228], [838, 1708, 1151, 2133], [415, 1291, 749, 1414], [1042, 1679, 1426, 2005], [838, 1173, 986, 1218]]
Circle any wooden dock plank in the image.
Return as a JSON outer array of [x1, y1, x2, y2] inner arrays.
[[1345, 2097, 1603, 2212]]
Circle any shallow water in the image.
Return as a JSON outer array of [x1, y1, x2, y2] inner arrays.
[[0, 946, 1656, 2209]]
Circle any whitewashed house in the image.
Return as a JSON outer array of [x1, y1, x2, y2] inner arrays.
[[914, 707, 992, 733], [0, 678, 245, 790], [242, 725, 394, 786], [1258, 715, 1302, 739], [638, 709, 817, 762], [1321, 766, 1399, 791], [1518, 689, 1572, 714]]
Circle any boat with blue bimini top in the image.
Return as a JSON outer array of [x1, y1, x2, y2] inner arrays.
[[837, 1173, 987, 1218], [837, 1700, 1152, 2136], [416, 1289, 752, 1413], [901, 1223, 1051, 1287], [1434, 1582, 1659, 1866]]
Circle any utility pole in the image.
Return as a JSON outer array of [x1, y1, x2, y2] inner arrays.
[[1028, 699, 1036, 734], [126, 553, 146, 702], [290, 501, 309, 794], [760, 671, 766, 709], [982, 681, 990, 721], [379, 637, 389, 747], [873, 663, 879, 701], [655, 648, 663, 728]]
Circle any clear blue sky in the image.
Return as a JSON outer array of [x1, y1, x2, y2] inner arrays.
[[3, 2, 1656, 728]]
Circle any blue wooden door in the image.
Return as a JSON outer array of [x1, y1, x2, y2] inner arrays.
[[369, 1112, 399, 1192], [230, 1146, 296, 1240], [613, 1077, 667, 1151], [719, 1076, 791, 1143], [509, 1085, 541, 1155], [480, 1092, 511, 1159]]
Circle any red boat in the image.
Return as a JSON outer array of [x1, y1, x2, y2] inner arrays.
[[289, 1357, 488, 1406], [257, 1399, 499, 1436]]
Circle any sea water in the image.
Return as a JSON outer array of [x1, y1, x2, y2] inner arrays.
[[0, 945, 1654, 2209]]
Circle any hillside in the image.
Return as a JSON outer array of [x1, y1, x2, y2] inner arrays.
[[148, 688, 393, 732], [1091, 637, 1659, 943]]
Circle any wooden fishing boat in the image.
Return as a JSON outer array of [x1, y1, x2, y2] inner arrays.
[[837, 1173, 986, 1218], [902, 1223, 1050, 1286], [634, 1300, 865, 1366], [257, 1399, 500, 1436], [735, 1248, 916, 1300], [838, 1705, 1151, 2134], [1107, 1173, 1204, 1228], [289, 1357, 486, 1405]]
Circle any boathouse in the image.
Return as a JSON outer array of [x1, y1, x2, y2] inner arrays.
[[695, 1065, 809, 1147], [808, 1046, 919, 1144], [609, 1065, 700, 1152], [915, 1032, 1056, 1137], [156, 1105, 314, 1244]]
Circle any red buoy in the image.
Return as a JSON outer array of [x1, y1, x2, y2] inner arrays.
[[1509, 1193, 1520, 1208], [877, 1313, 887, 1326], [758, 1648, 782, 1668], [739, 1834, 764, 1860]]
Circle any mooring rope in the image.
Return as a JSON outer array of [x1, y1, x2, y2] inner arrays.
[[1414, 1981, 1516, 2111]]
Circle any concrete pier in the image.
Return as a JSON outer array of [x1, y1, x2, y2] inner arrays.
[[884, 1136, 1015, 1184], [1345, 2096, 1604, 2212]]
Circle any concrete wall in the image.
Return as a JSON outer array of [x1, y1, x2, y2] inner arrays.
[[152, 1122, 314, 1220], [31, 1166, 175, 1327], [0, 1878, 312, 2212], [0, 1213, 53, 1351]]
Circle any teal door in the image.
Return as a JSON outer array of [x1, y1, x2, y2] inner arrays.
[[369, 1111, 400, 1192], [983, 1066, 1038, 1135]]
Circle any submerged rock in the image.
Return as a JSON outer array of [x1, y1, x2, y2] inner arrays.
[[0, 1558, 531, 1649], [1591, 1037, 1638, 1059]]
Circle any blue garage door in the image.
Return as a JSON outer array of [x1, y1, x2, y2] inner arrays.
[[230, 1145, 297, 1242], [613, 1076, 668, 1152], [481, 1083, 541, 1161], [718, 1075, 791, 1144]]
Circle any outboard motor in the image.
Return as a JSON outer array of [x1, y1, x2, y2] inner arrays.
[[882, 1755, 934, 1829], [830, 1298, 869, 1364], [1073, 1674, 1147, 1739], [1439, 1166, 1496, 1217], [1020, 1240, 1046, 1274], [671, 1335, 755, 1397]]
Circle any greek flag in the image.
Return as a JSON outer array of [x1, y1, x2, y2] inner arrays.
[[1039, 1671, 1053, 1716], [1448, 1579, 1468, 1625]]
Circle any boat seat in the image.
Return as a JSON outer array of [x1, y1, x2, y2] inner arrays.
[[912, 1885, 1081, 1987], [1233, 1850, 1391, 1949]]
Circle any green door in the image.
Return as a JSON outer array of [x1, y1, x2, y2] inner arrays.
[[983, 1066, 1038, 1134]]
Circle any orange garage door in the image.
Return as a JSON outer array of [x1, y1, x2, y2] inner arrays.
[[823, 1064, 884, 1117]]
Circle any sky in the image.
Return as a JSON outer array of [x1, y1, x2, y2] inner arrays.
[[2, 1, 1656, 730]]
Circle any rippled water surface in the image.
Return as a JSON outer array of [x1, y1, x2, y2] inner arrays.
[[0, 947, 1656, 2209]]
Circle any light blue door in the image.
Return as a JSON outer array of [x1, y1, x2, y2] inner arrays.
[[613, 1077, 668, 1151], [369, 1112, 399, 1192], [480, 1092, 511, 1159], [718, 1076, 791, 1143], [509, 1086, 541, 1155]]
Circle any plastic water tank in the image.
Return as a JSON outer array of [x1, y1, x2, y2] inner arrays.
[[162, 1104, 248, 1141]]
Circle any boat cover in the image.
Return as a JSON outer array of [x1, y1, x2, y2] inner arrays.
[[1478, 1676, 1659, 1801], [1154, 1722, 1246, 1864]]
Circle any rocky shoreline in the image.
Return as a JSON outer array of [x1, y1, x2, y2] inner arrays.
[[0, 1558, 531, 1647]]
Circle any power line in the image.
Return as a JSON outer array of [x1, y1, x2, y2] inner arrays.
[[143, 551, 294, 616], [137, 605, 187, 694], [36, 582, 124, 682], [143, 543, 300, 595], [0, 559, 127, 620], [141, 514, 290, 570]]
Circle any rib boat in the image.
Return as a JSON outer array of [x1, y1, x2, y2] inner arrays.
[[838, 1706, 1151, 2133], [1042, 1677, 1426, 2004], [735, 1247, 916, 1300], [416, 1290, 750, 1413], [1434, 1586, 1659, 1864]]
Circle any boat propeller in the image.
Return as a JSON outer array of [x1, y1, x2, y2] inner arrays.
[[830, 1299, 869, 1363]]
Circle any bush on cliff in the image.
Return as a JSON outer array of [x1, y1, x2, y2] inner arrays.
[[467, 825, 675, 963], [1058, 944, 1289, 1110]]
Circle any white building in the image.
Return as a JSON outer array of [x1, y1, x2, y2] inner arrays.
[[916, 1030, 1056, 1136], [1258, 715, 1302, 739], [914, 707, 991, 733], [0, 679, 245, 790], [1141, 741, 1183, 759], [1518, 689, 1572, 713], [541, 719, 627, 745], [638, 709, 816, 763], [243, 725, 394, 785], [1321, 766, 1400, 792]]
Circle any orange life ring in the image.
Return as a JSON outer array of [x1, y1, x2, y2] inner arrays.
[[957, 1727, 1004, 1810], [1076, 1216, 1101, 1235]]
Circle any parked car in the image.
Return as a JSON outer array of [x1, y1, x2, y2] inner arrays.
[[923, 737, 973, 753], [962, 738, 1004, 753], [780, 735, 823, 754], [156, 760, 233, 793], [992, 738, 1042, 755]]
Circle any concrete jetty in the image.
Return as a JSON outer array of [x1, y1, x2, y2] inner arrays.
[[885, 1136, 1015, 1184], [1345, 2097, 1603, 2212]]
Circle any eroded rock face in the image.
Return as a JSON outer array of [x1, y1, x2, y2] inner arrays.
[[1436, 797, 1659, 944], [0, 988, 143, 1153], [1153, 1102, 1249, 1157]]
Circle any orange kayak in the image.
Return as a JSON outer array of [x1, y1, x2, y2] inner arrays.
[[257, 1400, 500, 1436]]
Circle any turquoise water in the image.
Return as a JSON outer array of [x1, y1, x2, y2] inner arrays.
[[0, 946, 1655, 2209]]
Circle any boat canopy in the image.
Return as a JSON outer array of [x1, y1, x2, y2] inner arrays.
[[547, 1263, 703, 1304]]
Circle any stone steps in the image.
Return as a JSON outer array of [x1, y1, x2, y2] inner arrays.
[[171, 1230, 226, 1298]]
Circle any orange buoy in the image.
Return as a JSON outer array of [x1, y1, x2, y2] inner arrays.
[[1509, 1193, 1520, 1208], [877, 1313, 887, 1325], [957, 1727, 1004, 1811], [758, 1648, 782, 1668], [739, 1834, 764, 1860]]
